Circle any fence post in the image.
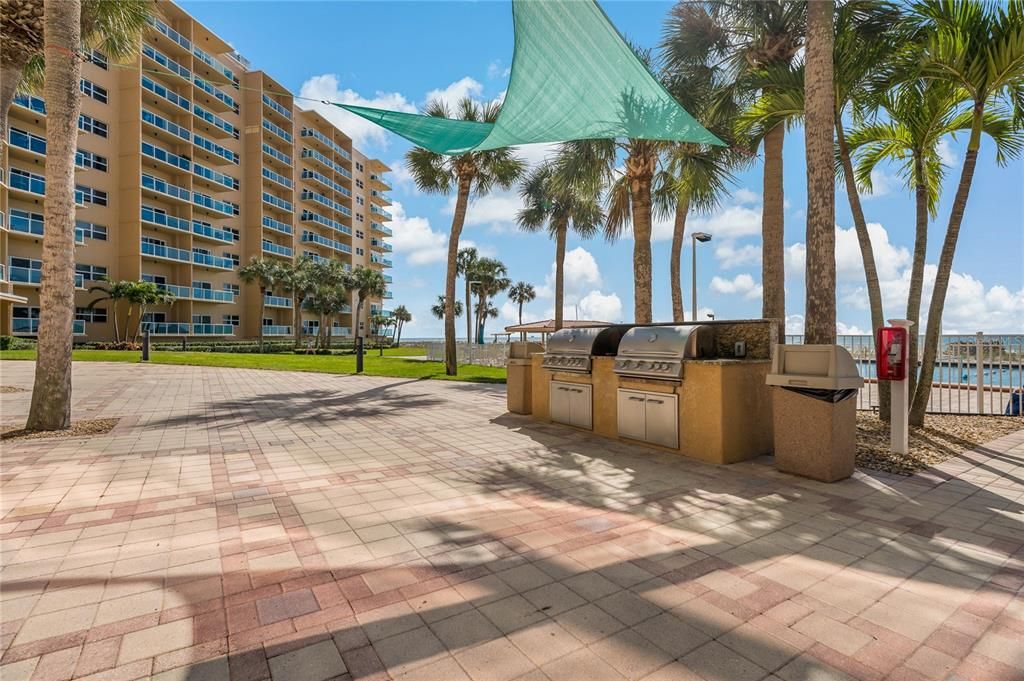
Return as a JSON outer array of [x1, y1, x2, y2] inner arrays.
[[976, 331, 984, 415]]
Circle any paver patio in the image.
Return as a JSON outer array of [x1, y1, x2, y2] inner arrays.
[[1, 361, 1022, 681]]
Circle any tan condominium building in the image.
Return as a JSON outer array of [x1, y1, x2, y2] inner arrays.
[[0, 2, 394, 343]]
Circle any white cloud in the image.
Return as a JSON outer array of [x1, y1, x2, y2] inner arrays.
[[651, 196, 763, 243], [297, 74, 415, 149], [425, 76, 484, 110], [785, 314, 805, 335], [715, 242, 761, 269], [733, 188, 760, 204], [537, 246, 603, 298], [487, 60, 511, 80], [785, 223, 911, 283], [575, 290, 623, 322], [836, 322, 869, 335], [863, 169, 896, 198], [937, 138, 958, 167], [710, 273, 763, 300], [387, 201, 448, 266], [388, 161, 415, 191]]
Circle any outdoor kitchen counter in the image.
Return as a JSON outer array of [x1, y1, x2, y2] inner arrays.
[[528, 354, 774, 465]]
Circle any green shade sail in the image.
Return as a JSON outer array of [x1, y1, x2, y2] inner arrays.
[[336, 0, 723, 155]]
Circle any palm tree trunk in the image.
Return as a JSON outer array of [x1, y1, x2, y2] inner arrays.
[[630, 175, 654, 324], [257, 289, 266, 352], [355, 298, 363, 349], [134, 305, 147, 343], [761, 124, 786, 335], [670, 197, 690, 323], [802, 0, 835, 345], [1, 55, 30, 155], [445, 176, 471, 375], [112, 301, 121, 344], [26, 0, 82, 431], [910, 106, 983, 426], [906, 154, 928, 402], [396, 320, 403, 347], [554, 220, 568, 331], [465, 279, 472, 345], [836, 116, 888, 416], [293, 295, 303, 349]]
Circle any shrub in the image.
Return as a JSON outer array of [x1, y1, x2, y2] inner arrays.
[[0, 336, 36, 351], [92, 342, 141, 351]]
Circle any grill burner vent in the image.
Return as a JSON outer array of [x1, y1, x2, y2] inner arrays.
[[613, 325, 714, 380], [542, 325, 632, 374]]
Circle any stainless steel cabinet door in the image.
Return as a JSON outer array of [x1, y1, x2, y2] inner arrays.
[[569, 384, 593, 430], [644, 393, 678, 448], [616, 389, 647, 442], [549, 382, 572, 426]]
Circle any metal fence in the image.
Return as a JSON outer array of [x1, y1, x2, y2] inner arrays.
[[786, 333, 1024, 416], [425, 341, 511, 367]]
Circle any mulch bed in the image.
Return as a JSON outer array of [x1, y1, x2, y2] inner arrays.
[[0, 386, 28, 394], [857, 412, 1023, 475], [1, 418, 120, 441]]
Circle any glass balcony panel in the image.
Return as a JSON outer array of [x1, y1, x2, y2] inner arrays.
[[141, 241, 190, 262]]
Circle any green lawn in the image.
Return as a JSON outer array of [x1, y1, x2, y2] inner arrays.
[[0, 347, 507, 383]]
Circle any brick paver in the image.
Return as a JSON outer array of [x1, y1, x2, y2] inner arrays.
[[1, 361, 1023, 680]]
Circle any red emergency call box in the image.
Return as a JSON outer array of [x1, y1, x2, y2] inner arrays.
[[876, 327, 908, 381]]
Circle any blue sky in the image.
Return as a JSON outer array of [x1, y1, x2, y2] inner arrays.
[[183, 0, 1024, 338]]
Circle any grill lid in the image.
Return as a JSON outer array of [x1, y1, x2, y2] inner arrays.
[[542, 325, 632, 373], [613, 325, 713, 380]]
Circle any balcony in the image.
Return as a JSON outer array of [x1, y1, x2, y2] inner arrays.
[[371, 205, 393, 221], [141, 109, 191, 143], [301, 230, 351, 254], [192, 251, 235, 270], [8, 267, 85, 288], [9, 128, 47, 158], [262, 215, 293, 236], [370, 254, 393, 268], [142, 43, 190, 81], [141, 206, 189, 234], [262, 142, 292, 168], [370, 173, 392, 191], [262, 240, 293, 259], [193, 162, 238, 192], [262, 118, 292, 144], [194, 133, 238, 165], [262, 167, 293, 190], [193, 104, 237, 139], [142, 141, 191, 172], [264, 294, 292, 308], [13, 93, 46, 115], [301, 168, 346, 195], [192, 287, 234, 303], [192, 46, 238, 86], [299, 126, 345, 157], [383, 274, 393, 284], [192, 323, 235, 336], [193, 74, 237, 113], [300, 147, 346, 176], [156, 283, 191, 298], [141, 75, 190, 113], [191, 221, 234, 244], [193, 192, 238, 218], [383, 291, 393, 299], [262, 325, 292, 336], [9, 168, 46, 198], [141, 174, 190, 204], [371, 222, 393, 237], [14, 319, 86, 336], [142, 321, 190, 335], [371, 238, 392, 253], [300, 210, 350, 235], [148, 18, 191, 56], [262, 94, 292, 122], [370, 189, 390, 205], [142, 241, 190, 263], [262, 192, 293, 214]]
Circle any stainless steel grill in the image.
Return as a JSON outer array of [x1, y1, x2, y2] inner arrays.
[[613, 325, 714, 380], [542, 325, 631, 374]]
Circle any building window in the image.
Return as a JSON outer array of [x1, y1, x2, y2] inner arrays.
[[80, 79, 108, 103], [356, 247, 364, 256], [228, 227, 240, 241], [76, 221, 108, 240], [76, 307, 107, 323], [223, 283, 239, 296], [143, 312, 167, 323], [75, 263, 107, 281], [76, 149, 108, 172], [356, 196, 364, 206], [225, 253, 240, 266], [78, 114, 107, 138], [355, 162, 364, 172], [141, 236, 166, 247], [356, 179, 364, 189], [355, 230, 364, 240], [88, 49, 108, 69], [76, 184, 107, 206], [193, 315, 212, 325], [223, 314, 239, 326], [356, 214, 364, 222]]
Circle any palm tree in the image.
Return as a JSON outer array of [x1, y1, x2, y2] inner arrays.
[[392, 305, 412, 347], [349, 265, 386, 347], [517, 161, 602, 330], [277, 256, 315, 349], [405, 98, 525, 375], [25, 0, 83, 431], [1, 0, 155, 148], [86, 278, 132, 343], [474, 299, 500, 342], [456, 247, 479, 345], [802, 0, 836, 344], [304, 261, 351, 350], [132, 281, 175, 342], [372, 313, 395, 355], [506, 282, 536, 340], [663, 0, 806, 326], [468, 257, 510, 344], [238, 257, 282, 353], [907, 0, 1024, 426], [431, 295, 463, 321], [848, 81, 1018, 399]]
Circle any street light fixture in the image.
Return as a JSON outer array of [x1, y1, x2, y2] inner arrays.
[[691, 231, 712, 322]]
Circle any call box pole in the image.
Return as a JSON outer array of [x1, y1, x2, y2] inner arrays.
[[887, 319, 914, 455]]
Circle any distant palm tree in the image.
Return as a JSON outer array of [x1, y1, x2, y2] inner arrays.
[[405, 98, 525, 375], [391, 305, 412, 347], [277, 256, 315, 349], [474, 299, 499, 342], [431, 295, 463, 321], [507, 282, 536, 340], [132, 281, 175, 342], [86, 278, 132, 343], [304, 260, 350, 349], [371, 313, 395, 355], [456, 247, 479, 345], [349, 265, 387, 346], [517, 161, 602, 331], [907, 0, 1024, 426], [469, 257, 510, 344], [238, 257, 282, 353]]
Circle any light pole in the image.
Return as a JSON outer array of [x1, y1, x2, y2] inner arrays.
[[691, 232, 712, 322]]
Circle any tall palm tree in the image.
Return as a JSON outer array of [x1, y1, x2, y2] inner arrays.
[[304, 260, 350, 350], [474, 299, 500, 342], [507, 282, 536, 340], [468, 257, 510, 344], [25, 0, 83, 431], [392, 305, 412, 347], [86, 277, 131, 343], [663, 0, 806, 326], [277, 255, 315, 349], [371, 313, 394, 355], [405, 98, 525, 375], [349, 265, 386, 347], [431, 295, 463, 321], [802, 0, 836, 344], [238, 257, 281, 353], [848, 81, 1018, 399], [517, 161, 602, 331], [132, 281, 175, 342], [908, 0, 1024, 426], [1, 0, 155, 147], [456, 247, 479, 345]]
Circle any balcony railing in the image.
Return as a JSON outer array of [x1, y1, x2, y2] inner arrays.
[[192, 287, 234, 303], [141, 241, 190, 262], [141, 76, 190, 112], [193, 162, 238, 190], [142, 109, 191, 142], [193, 74, 238, 112], [9, 128, 47, 155], [192, 46, 238, 86], [262, 215, 293, 235], [191, 221, 234, 244], [13, 93, 46, 115], [192, 323, 235, 336], [371, 222, 393, 237], [262, 142, 292, 167], [262, 192, 293, 213], [299, 210, 350, 235], [264, 294, 292, 308], [141, 206, 190, 233], [142, 321, 190, 335], [142, 174, 190, 202], [299, 127, 350, 159], [142, 141, 190, 171], [262, 118, 292, 144], [193, 192, 238, 217], [370, 254, 393, 267], [301, 230, 351, 254], [156, 283, 191, 298], [262, 94, 292, 121], [193, 104, 237, 138], [142, 43, 190, 80], [14, 319, 86, 335], [10, 169, 46, 196], [262, 240, 293, 258], [371, 205, 393, 221], [262, 167, 293, 189], [148, 18, 191, 52], [192, 251, 235, 270], [194, 133, 239, 164], [262, 325, 292, 336]]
